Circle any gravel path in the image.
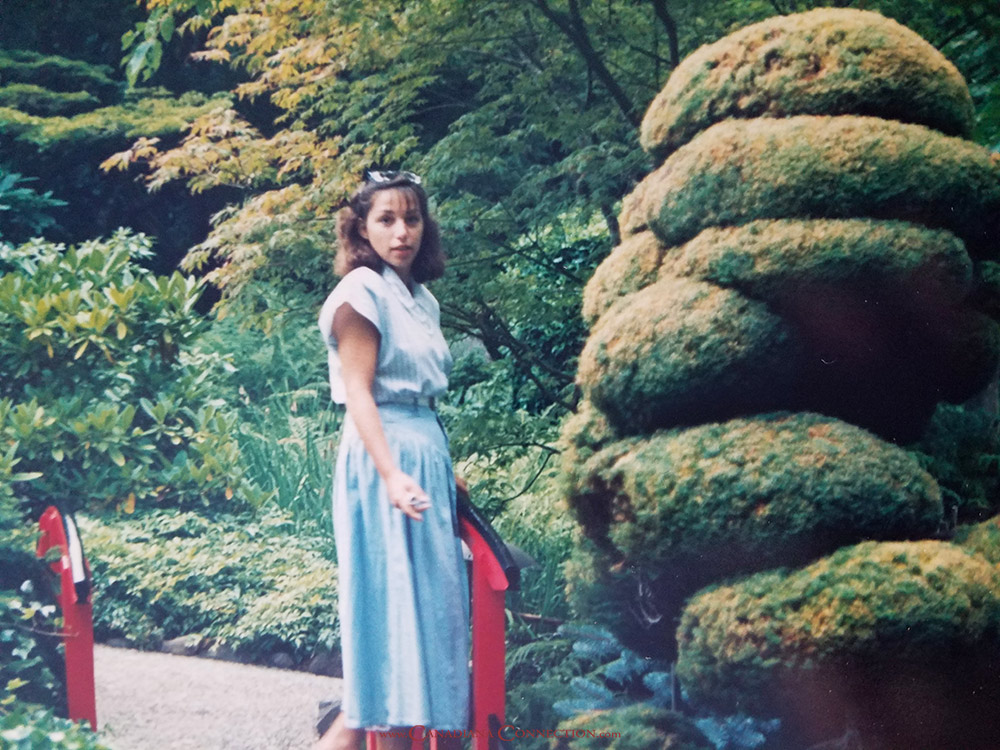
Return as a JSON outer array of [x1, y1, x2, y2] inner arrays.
[[94, 645, 341, 750]]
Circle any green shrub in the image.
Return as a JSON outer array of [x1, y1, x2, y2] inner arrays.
[[0, 706, 110, 750], [623, 115, 1000, 258], [578, 277, 801, 433], [493, 470, 577, 622], [0, 231, 265, 512], [0, 50, 118, 104], [0, 89, 227, 149], [0, 170, 65, 242], [79, 510, 338, 663], [0, 552, 64, 715], [0, 85, 100, 118], [640, 8, 975, 159], [676, 540, 1000, 747], [564, 412, 943, 656]]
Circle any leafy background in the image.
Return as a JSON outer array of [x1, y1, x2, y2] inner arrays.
[[1, 0, 999, 748]]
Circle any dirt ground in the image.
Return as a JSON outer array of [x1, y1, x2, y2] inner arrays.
[[94, 644, 341, 750]]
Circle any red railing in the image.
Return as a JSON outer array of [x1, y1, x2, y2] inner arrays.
[[36, 506, 97, 730], [37, 497, 520, 746]]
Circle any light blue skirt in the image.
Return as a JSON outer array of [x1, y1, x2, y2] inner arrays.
[[333, 403, 470, 730]]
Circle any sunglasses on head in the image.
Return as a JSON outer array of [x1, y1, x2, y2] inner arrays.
[[363, 169, 422, 185]]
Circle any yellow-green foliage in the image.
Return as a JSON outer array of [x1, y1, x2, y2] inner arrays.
[[553, 706, 712, 750], [0, 83, 100, 117], [586, 218, 973, 326], [624, 115, 1000, 257], [640, 8, 974, 159], [0, 49, 118, 103], [676, 540, 1000, 716], [578, 276, 802, 432], [564, 413, 942, 654], [954, 515, 1000, 566], [0, 90, 228, 148]]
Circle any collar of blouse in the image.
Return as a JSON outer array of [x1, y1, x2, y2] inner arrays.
[[382, 265, 435, 332]]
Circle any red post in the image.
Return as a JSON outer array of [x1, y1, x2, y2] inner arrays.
[[460, 517, 512, 750], [36, 506, 97, 730]]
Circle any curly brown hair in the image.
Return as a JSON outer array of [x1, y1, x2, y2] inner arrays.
[[335, 175, 445, 282]]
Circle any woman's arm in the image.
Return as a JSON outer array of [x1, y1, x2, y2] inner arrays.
[[332, 303, 429, 521]]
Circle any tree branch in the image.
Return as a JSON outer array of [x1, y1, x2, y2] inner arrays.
[[649, 0, 680, 68], [532, 0, 640, 127]]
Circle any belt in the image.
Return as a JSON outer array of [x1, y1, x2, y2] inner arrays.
[[378, 395, 437, 409]]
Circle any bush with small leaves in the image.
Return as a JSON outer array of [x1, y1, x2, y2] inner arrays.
[[79, 510, 339, 663]]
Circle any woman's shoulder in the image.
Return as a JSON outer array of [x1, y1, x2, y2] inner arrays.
[[335, 265, 386, 292], [318, 266, 387, 338]]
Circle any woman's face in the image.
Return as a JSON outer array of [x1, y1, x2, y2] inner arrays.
[[360, 187, 424, 281]]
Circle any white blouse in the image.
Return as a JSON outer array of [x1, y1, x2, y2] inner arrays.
[[318, 265, 452, 404]]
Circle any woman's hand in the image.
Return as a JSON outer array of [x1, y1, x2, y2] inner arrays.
[[454, 474, 468, 499], [385, 469, 431, 521]]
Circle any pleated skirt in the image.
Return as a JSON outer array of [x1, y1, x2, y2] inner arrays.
[[333, 403, 470, 730]]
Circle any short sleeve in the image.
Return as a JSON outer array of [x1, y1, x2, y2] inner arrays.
[[318, 268, 384, 347]]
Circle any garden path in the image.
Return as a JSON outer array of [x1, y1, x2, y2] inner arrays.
[[94, 644, 340, 749]]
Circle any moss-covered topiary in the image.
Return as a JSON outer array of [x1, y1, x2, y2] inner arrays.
[[624, 116, 1000, 257], [564, 413, 942, 655], [582, 231, 665, 327], [661, 219, 972, 307], [586, 218, 973, 326], [954, 515, 1000, 566], [676, 540, 1000, 747], [640, 8, 975, 160], [586, 218, 999, 435], [553, 705, 713, 749], [566, 10, 1000, 742], [558, 399, 620, 501], [578, 276, 803, 433]]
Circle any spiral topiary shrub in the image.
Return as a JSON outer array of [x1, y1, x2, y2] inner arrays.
[[564, 412, 943, 653], [562, 7, 1000, 747], [578, 277, 804, 433], [587, 219, 974, 325], [639, 8, 975, 159], [624, 116, 1000, 255], [675, 540, 1000, 747]]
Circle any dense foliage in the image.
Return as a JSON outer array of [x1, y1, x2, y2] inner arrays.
[[0, 232, 264, 514], [0, 232, 255, 745], [2, 1, 1000, 747], [80, 510, 339, 662]]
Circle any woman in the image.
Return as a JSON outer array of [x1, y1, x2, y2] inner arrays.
[[315, 171, 469, 750]]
